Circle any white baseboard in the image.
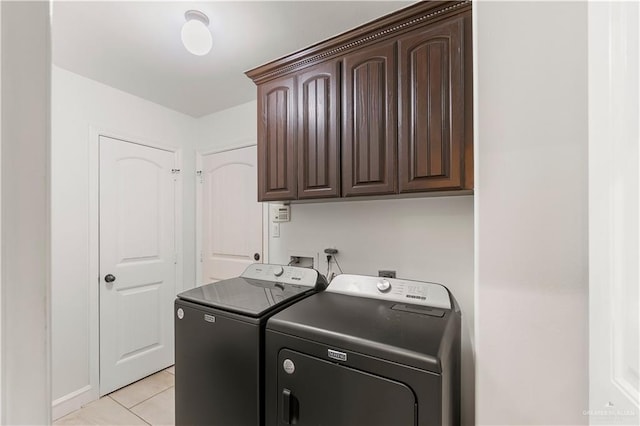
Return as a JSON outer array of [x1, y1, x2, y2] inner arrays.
[[52, 385, 98, 421]]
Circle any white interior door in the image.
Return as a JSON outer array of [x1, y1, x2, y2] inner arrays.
[[200, 145, 262, 283], [99, 136, 177, 395], [588, 2, 639, 424]]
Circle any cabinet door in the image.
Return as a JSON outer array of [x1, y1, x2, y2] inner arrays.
[[297, 61, 340, 199], [398, 17, 467, 192], [342, 41, 397, 196], [257, 76, 296, 201]]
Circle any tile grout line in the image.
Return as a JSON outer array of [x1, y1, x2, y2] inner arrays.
[[128, 384, 175, 411], [110, 370, 175, 409], [107, 395, 152, 426]]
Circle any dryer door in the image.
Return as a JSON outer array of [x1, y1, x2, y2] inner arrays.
[[277, 349, 416, 425]]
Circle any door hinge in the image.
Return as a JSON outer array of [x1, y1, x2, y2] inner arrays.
[[196, 170, 203, 184]]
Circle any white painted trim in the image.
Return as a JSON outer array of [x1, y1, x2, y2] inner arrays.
[[81, 125, 184, 411], [174, 148, 184, 294], [262, 203, 270, 264], [45, 17, 53, 425], [197, 138, 256, 157], [195, 153, 203, 286], [0, 3, 4, 422], [51, 385, 93, 421], [471, 2, 479, 424], [91, 125, 182, 153], [588, 2, 640, 424], [86, 125, 100, 409]]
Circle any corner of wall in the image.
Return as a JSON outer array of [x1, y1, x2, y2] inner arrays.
[[195, 100, 257, 151], [1, 1, 52, 424]]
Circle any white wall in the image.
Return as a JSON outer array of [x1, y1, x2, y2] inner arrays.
[[1, 2, 51, 424], [197, 100, 257, 151], [51, 66, 198, 417], [475, 2, 588, 425]]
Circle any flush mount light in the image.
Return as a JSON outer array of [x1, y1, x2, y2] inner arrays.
[[181, 10, 212, 56]]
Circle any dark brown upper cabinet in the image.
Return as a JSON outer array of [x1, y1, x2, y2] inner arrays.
[[257, 76, 297, 201], [297, 61, 341, 199], [342, 41, 397, 197], [398, 15, 471, 193], [246, 1, 472, 202]]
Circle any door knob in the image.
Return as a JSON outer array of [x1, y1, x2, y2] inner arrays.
[[104, 274, 116, 283], [254, 253, 260, 261]]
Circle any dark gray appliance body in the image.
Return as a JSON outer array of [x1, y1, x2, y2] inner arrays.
[[265, 288, 461, 426], [175, 266, 326, 426]]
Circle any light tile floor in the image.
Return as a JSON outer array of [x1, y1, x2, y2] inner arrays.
[[54, 366, 175, 426]]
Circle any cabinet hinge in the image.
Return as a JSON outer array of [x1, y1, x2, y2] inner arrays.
[[196, 170, 203, 184], [171, 169, 181, 174]]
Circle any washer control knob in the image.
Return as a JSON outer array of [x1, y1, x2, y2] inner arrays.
[[377, 279, 391, 293], [274, 266, 285, 277]]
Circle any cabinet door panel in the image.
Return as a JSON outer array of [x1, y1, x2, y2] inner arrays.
[[298, 61, 340, 198], [343, 41, 397, 196], [398, 17, 466, 192], [258, 76, 296, 201]]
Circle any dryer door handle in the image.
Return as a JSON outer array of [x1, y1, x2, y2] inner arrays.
[[282, 388, 292, 424]]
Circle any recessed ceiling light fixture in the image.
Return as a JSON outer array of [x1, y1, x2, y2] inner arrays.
[[181, 10, 212, 56]]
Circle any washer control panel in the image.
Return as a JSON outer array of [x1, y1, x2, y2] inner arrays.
[[328, 274, 451, 309], [376, 279, 391, 293], [241, 263, 322, 288]]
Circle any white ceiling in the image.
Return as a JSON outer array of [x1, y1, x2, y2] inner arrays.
[[52, 1, 412, 117]]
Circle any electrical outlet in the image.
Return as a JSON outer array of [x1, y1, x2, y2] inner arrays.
[[378, 270, 396, 278]]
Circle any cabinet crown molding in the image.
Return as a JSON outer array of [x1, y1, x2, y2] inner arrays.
[[245, 0, 471, 84]]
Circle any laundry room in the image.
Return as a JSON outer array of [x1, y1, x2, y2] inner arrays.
[[1, 1, 638, 426]]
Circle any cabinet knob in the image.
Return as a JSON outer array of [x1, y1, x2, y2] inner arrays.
[[254, 253, 261, 261], [104, 274, 116, 283]]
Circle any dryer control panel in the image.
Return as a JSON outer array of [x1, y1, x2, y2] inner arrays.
[[327, 274, 451, 309], [241, 263, 326, 289]]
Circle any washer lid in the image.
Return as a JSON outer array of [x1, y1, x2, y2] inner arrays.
[[178, 264, 326, 317]]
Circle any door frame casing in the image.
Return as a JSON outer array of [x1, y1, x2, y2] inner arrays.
[[195, 140, 268, 286], [52, 126, 184, 418], [588, 2, 640, 423]]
